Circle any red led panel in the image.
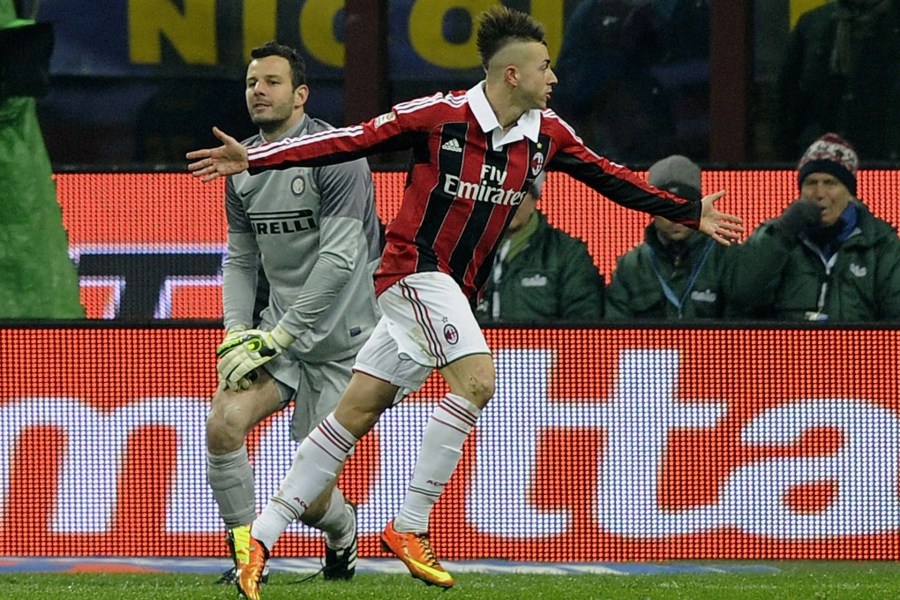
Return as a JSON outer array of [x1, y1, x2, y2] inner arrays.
[[55, 170, 900, 319], [1, 326, 897, 560]]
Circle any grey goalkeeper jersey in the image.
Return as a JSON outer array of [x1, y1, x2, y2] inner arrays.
[[223, 114, 381, 362]]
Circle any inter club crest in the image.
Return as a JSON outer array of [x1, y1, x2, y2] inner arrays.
[[443, 323, 459, 344]]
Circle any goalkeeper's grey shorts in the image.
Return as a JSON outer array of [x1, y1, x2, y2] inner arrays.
[[263, 352, 354, 443]]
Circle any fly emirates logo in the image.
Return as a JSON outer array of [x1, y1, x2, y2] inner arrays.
[[1, 349, 898, 541], [443, 165, 526, 206]]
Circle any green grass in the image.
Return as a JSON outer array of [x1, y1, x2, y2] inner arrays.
[[3, 562, 900, 599]]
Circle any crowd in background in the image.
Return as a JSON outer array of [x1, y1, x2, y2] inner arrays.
[[484, 135, 900, 325], [27, 0, 900, 166], [5, 0, 900, 323], [474, 0, 900, 325]]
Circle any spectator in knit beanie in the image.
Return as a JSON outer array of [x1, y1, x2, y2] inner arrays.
[[797, 132, 859, 199], [730, 133, 900, 321]]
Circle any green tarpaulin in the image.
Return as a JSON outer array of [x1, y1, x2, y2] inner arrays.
[[0, 0, 84, 318]]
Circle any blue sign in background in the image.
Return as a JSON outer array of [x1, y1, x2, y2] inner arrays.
[[37, 1, 565, 80]]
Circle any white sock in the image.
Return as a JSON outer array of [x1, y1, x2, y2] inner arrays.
[[394, 393, 481, 533], [309, 487, 355, 549], [252, 414, 357, 551]]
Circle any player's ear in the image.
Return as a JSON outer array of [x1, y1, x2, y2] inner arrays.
[[294, 84, 309, 108], [504, 64, 519, 88]]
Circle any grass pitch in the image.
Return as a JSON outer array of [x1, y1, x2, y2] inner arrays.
[[3, 562, 900, 599]]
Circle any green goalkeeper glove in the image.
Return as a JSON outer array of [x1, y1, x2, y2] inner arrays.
[[215, 325, 251, 389], [218, 325, 250, 347], [216, 324, 294, 390]]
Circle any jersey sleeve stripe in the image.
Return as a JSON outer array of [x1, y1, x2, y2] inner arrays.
[[248, 126, 365, 160]]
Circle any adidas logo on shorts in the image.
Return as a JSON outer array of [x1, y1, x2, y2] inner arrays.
[[441, 138, 462, 153]]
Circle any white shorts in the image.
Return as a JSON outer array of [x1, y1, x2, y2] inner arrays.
[[353, 272, 491, 397]]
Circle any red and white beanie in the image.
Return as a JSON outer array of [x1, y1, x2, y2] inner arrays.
[[797, 133, 859, 195]]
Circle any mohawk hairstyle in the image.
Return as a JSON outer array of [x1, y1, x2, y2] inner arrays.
[[476, 6, 546, 69], [250, 41, 307, 89]]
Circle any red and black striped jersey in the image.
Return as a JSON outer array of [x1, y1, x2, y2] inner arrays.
[[248, 83, 700, 301]]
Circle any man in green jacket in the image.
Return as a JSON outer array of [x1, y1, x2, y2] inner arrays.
[[606, 155, 736, 319], [475, 172, 605, 324], [731, 133, 900, 321]]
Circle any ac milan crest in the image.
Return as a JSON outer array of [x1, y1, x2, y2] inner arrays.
[[531, 152, 544, 175], [443, 323, 459, 344]]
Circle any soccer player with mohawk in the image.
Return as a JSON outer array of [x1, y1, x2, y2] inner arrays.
[[189, 7, 742, 598]]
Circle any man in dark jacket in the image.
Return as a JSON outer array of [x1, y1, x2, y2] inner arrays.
[[475, 172, 605, 323], [775, 0, 900, 160], [732, 133, 900, 321], [606, 155, 736, 319]]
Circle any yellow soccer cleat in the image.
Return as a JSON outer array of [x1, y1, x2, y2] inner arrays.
[[218, 526, 269, 585], [380, 519, 455, 588], [236, 535, 269, 600]]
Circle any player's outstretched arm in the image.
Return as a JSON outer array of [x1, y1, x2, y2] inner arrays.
[[186, 127, 250, 182], [699, 190, 744, 245]]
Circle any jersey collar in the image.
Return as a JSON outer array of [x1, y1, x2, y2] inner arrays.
[[466, 81, 541, 151]]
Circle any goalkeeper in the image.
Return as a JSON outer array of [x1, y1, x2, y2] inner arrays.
[[206, 42, 381, 588]]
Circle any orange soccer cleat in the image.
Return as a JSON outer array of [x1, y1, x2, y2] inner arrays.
[[218, 525, 270, 586], [235, 535, 269, 600], [380, 519, 455, 588]]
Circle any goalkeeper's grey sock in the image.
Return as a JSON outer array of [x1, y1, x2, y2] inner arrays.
[[252, 413, 357, 551], [207, 445, 256, 528], [394, 394, 481, 533], [309, 487, 355, 550]]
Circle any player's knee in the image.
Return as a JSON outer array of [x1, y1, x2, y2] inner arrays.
[[333, 376, 399, 438], [478, 377, 497, 405], [445, 361, 496, 408], [335, 401, 385, 438], [464, 374, 496, 407], [206, 406, 248, 452]]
